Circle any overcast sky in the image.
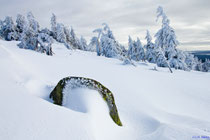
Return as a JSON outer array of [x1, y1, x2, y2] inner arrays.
[[0, 0, 210, 50]]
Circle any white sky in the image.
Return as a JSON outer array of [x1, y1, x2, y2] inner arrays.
[[0, 0, 210, 50]]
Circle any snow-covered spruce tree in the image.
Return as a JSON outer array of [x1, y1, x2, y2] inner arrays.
[[155, 6, 178, 58], [127, 36, 145, 61], [50, 14, 82, 50], [100, 23, 124, 58], [155, 6, 187, 71], [89, 36, 98, 52], [0, 16, 18, 41], [55, 23, 66, 44], [50, 14, 72, 49], [155, 45, 173, 73], [127, 36, 134, 59], [169, 49, 189, 70], [0, 19, 3, 39], [69, 27, 81, 49], [16, 14, 27, 40], [194, 57, 203, 71], [0, 20, 2, 39], [184, 52, 197, 70], [92, 23, 134, 65], [27, 12, 39, 33], [80, 36, 88, 51], [202, 59, 210, 72], [137, 37, 145, 61], [51, 13, 57, 39], [100, 34, 118, 58], [131, 39, 139, 61], [63, 26, 72, 49], [18, 12, 39, 51], [37, 30, 54, 55], [145, 30, 156, 63], [92, 28, 103, 56]]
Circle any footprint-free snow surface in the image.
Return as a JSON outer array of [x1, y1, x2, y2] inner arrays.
[[0, 40, 210, 140]]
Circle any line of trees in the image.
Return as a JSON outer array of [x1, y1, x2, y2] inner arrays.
[[0, 7, 209, 72]]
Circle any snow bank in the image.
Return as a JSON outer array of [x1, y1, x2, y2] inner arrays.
[[0, 40, 210, 140]]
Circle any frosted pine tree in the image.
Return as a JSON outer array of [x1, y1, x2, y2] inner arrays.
[[50, 14, 71, 49], [127, 36, 134, 59], [51, 13, 57, 39], [80, 36, 88, 51], [38, 30, 54, 55], [63, 26, 72, 49], [0, 20, 3, 39], [69, 27, 81, 49], [136, 37, 145, 61], [169, 50, 188, 70], [89, 36, 98, 52], [185, 52, 196, 70], [99, 23, 118, 58], [102, 23, 115, 40], [155, 7, 180, 67], [55, 23, 66, 43], [93, 28, 103, 56], [155, 46, 173, 73], [202, 59, 210, 72], [0, 16, 18, 41], [100, 35, 117, 58], [16, 14, 27, 40], [92, 23, 132, 64], [194, 58, 203, 71], [128, 38, 142, 61], [145, 30, 156, 63], [27, 12, 39, 32], [18, 12, 39, 50]]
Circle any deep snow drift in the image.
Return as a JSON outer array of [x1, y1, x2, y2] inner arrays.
[[0, 40, 210, 140]]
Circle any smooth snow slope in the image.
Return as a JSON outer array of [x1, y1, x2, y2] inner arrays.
[[0, 40, 210, 140]]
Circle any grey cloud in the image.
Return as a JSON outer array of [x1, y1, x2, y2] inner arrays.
[[0, 0, 209, 50]]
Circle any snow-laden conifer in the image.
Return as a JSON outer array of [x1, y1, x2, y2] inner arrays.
[[18, 12, 39, 50], [0, 16, 18, 41], [93, 28, 103, 56], [80, 36, 88, 51], [127, 37, 145, 61], [127, 36, 134, 59], [136, 37, 145, 61], [202, 59, 210, 72], [145, 30, 156, 63], [37, 31, 53, 55], [155, 6, 189, 71], [51, 13, 57, 39]]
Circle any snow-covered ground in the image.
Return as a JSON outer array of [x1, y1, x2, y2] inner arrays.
[[0, 40, 210, 140]]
